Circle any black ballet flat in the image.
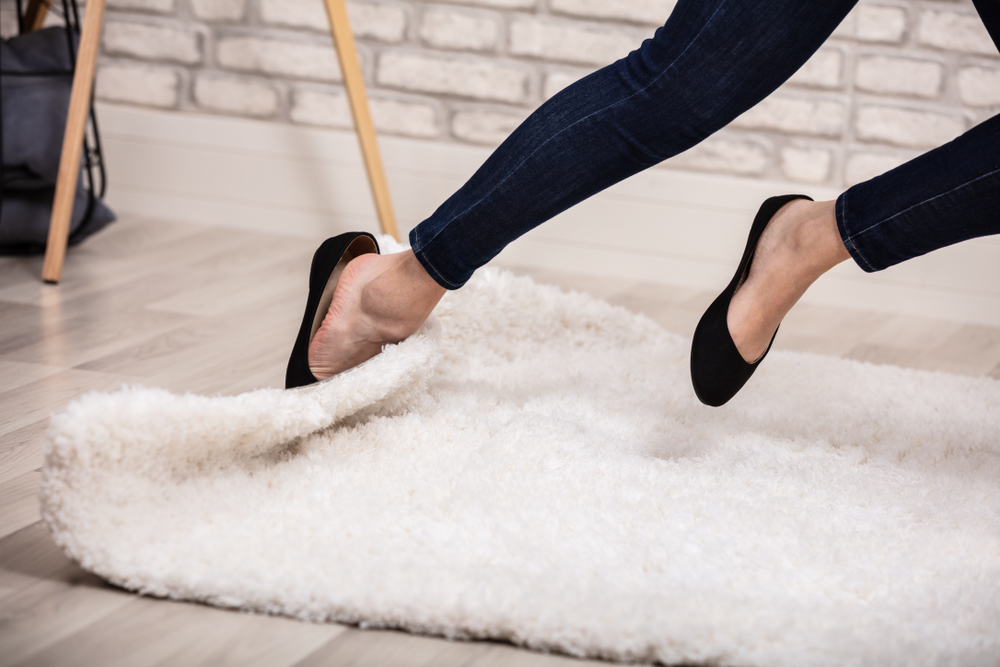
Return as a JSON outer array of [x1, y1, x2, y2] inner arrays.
[[286, 232, 380, 389], [690, 194, 812, 407]]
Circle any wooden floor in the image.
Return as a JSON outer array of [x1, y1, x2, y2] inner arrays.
[[1, 218, 998, 667]]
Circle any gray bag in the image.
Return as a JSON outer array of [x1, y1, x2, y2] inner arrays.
[[1, 26, 114, 254]]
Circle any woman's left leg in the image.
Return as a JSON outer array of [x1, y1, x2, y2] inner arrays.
[[723, 0, 1000, 367], [727, 112, 1000, 364]]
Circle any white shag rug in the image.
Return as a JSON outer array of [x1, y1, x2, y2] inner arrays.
[[40, 241, 1000, 667]]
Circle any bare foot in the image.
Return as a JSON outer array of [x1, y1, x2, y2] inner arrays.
[[727, 198, 851, 362], [308, 250, 447, 379]]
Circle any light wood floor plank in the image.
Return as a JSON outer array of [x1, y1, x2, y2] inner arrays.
[[181, 232, 312, 277], [0, 307, 197, 370], [0, 523, 77, 600], [0, 303, 57, 358], [56, 216, 207, 268], [295, 627, 492, 667], [465, 643, 613, 667], [0, 421, 47, 487], [0, 257, 45, 294], [0, 472, 41, 541], [862, 314, 963, 351], [18, 596, 345, 667], [76, 296, 298, 394], [0, 570, 132, 665], [0, 361, 63, 395], [145, 253, 308, 319], [843, 342, 921, 369], [0, 369, 136, 439], [0, 223, 215, 307], [913, 323, 1000, 376]]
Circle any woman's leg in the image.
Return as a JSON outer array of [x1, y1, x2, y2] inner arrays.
[[309, 0, 860, 378], [838, 119, 1000, 274], [728, 115, 1000, 363], [410, 0, 859, 289], [726, 0, 1000, 363]]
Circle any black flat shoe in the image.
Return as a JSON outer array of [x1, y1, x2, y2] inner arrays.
[[286, 232, 379, 389], [690, 194, 812, 406]]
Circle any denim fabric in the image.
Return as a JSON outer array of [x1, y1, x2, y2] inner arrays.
[[838, 0, 1000, 272], [838, 116, 1000, 272], [409, 0, 998, 288]]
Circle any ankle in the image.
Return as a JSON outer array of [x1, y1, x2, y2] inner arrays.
[[786, 199, 850, 279], [398, 250, 448, 296], [359, 251, 446, 342]]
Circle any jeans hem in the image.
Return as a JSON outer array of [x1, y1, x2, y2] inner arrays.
[[836, 190, 880, 274], [409, 228, 465, 291]]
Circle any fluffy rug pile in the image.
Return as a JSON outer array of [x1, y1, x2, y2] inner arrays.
[[40, 243, 1000, 666]]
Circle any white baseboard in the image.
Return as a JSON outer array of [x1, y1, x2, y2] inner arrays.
[[97, 103, 1000, 327]]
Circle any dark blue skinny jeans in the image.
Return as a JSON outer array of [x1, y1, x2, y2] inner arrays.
[[409, 0, 1000, 289]]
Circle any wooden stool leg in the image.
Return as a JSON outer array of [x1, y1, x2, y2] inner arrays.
[[322, 0, 399, 241], [23, 0, 50, 32], [41, 0, 107, 284]]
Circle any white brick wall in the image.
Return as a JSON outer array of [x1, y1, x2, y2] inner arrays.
[[108, 0, 175, 13], [788, 48, 843, 89], [343, 2, 408, 42], [452, 107, 529, 143], [855, 56, 943, 98], [549, 0, 675, 25], [781, 146, 833, 183], [103, 21, 202, 64], [258, 0, 407, 42], [95, 63, 180, 107], [194, 74, 279, 117], [435, 0, 536, 8], [191, 0, 245, 22], [845, 152, 911, 186], [291, 88, 440, 138], [856, 106, 968, 148], [4, 0, 989, 190], [370, 97, 440, 137], [508, 19, 640, 66], [733, 97, 846, 137], [917, 9, 997, 56], [543, 69, 587, 99], [290, 88, 354, 128], [855, 5, 907, 43], [957, 66, 1000, 107], [377, 51, 530, 103], [419, 8, 501, 52], [216, 37, 344, 82], [666, 136, 771, 177]]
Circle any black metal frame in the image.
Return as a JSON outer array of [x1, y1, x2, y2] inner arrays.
[[1, 0, 107, 234]]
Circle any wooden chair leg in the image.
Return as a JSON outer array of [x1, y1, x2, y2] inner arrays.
[[23, 0, 50, 32], [322, 0, 399, 241], [41, 0, 107, 283]]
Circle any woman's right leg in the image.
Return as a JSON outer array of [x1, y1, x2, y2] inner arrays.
[[309, 0, 860, 378], [409, 0, 860, 290]]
